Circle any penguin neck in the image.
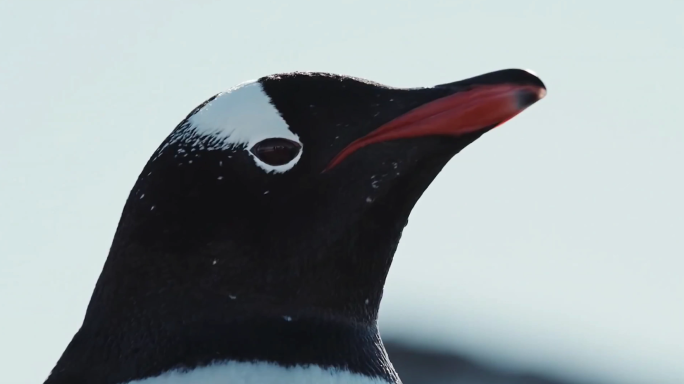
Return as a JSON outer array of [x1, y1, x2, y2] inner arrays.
[[127, 360, 394, 384], [49, 220, 401, 384], [49, 315, 400, 384], [47, 182, 408, 383]]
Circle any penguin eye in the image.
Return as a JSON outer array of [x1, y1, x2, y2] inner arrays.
[[250, 138, 302, 166]]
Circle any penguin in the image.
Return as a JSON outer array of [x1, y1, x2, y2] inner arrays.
[[44, 69, 546, 384]]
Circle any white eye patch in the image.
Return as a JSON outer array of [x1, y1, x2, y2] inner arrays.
[[185, 81, 302, 173]]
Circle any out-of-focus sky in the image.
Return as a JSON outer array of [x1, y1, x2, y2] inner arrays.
[[1, 1, 682, 384]]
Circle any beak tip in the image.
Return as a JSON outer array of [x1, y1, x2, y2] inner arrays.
[[516, 87, 546, 109], [538, 87, 548, 99], [514, 69, 547, 108]]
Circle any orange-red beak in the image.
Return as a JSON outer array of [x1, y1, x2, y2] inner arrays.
[[324, 70, 546, 171]]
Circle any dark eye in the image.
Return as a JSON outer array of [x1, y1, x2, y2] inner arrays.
[[250, 138, 302, 166]]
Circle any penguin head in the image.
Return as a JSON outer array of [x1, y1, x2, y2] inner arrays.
[[103, 70, 546, 322]]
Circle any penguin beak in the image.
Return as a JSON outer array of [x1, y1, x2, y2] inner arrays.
[[324, 69, 546, 171]]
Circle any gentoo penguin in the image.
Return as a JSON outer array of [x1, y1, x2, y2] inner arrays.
[[44, 69, 546, 384]]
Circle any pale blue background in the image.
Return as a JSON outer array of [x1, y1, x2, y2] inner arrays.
[[1, 1, 682, 383]]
